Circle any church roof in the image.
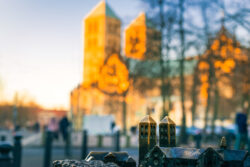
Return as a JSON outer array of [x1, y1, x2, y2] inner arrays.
[[125, 12, 155, 30], [128, 58, 197, 78], [105, 152, 131, 162], [160, 147, 205, 160], [85, 1, 119, 20], [160, 116, 175, 125], [105, 2, 119, 19], [85, 151, 136, 166], [140, 115, 156, 124], [85, 151, 109, 161], [216, 149, 248, 162]]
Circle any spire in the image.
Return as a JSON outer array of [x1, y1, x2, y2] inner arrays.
[[160, 116, 175, 125], [220, 136, 227, 149], [220, 0, 226, 31], [85, 0, 119, 20], [140, 115, 156, 124], [221, 10, 225, 27], [139, 115, 157, 164], [159, 116, 176, 147]]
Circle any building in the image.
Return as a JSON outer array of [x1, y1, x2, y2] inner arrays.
[[139, 116, 250, 167], [83, 0, 121, 86], [70, 0, 249, 131], [70, 1, 122, 130], [125, 12, 161, 60], [85, 152, 136, 167], [70, 1, 195, 130], [142, 146, 223, 167], [65, 115, 250, 167]]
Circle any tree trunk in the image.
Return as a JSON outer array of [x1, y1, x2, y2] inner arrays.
[[211, 84, 219, 135], [248, 94, 250, 118], [204, 68, 212, 133], [191, 65, 199, 127], [158, 0, 167, 119], [178, 0, 187, 144], [122, 93, 127, 135]]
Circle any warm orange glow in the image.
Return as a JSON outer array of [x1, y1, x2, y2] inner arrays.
[[125, 13, 147, 60], [200, 82, 209, 98], [83, 2, 121, 86], [214, 60, 221, 68], [224, 59, 235, 68], [200, 74, 208, 82], [211, 40, 219, 51], [125, 12, 160, 60], [98, 54, 129, 95], [220, 34, 227, 41], [197, 28, 250, 101], [198, 61, 209, 70], [220, 46, 227, 58], [235, 48, 241, 55]]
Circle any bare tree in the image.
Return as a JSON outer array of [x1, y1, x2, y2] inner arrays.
[[140, 0, 176, 119]]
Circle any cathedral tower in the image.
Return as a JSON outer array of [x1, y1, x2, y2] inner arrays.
[[125, 12, 161, 60], [139, 115, 157, 164], [159, 116, 176, 147], [83, 1, 121, 86]]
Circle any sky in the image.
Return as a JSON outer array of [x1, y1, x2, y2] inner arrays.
[[0, 0, 143, 109]]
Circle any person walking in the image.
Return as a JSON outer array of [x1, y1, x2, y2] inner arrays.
[[59, 116, 70, 142], [235, 108, 248, 150], [48, 117, 59, 140], [59, 116, 71, 156]]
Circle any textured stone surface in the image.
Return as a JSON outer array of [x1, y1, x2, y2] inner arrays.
[[53, 159, 119, 167]]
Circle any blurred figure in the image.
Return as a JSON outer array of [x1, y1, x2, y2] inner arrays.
[[226, 131, 235, 149], [59, 116, 70, 142], [59, 116, 71, 157], [111, 121, 116, 134], [33, 122, 40, 133], [0, 135, 6, 141], [48, 117, 59, 140], [130, 126, 137, 135], [110, 121, 119, 134], [194, 131, 202, 149], [235, 108, 248, 150]]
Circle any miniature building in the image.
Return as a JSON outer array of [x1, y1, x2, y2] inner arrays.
[[141, 146, 223, 167], [220, 136, 227, 149], [159, 116, 176, 147], [216, 149, 249, 167], [85, 151, 136, 167], [216, 136, 250, 167], [139, 115, 157, 164], [244, 156, 250, 167]]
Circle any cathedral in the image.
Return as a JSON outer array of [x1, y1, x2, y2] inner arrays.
[[69, 1, 249, 131], [69, 1, 171, 130]]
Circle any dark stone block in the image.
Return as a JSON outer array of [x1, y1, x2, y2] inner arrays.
[[53, 159, 119, 167], [216, 149, 248, 167], [85, 152, 136, 167]]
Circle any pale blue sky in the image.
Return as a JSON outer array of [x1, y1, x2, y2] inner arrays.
[[0, 0, 143, 108]]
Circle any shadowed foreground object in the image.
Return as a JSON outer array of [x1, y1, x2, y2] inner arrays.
[[53, 116, 250, 167], [53, 160, 119, 167], [85, 151, 136, 167], [139, 115, 157, 164]]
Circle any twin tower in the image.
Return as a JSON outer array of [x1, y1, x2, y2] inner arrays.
[[139, 115, 176, 164]]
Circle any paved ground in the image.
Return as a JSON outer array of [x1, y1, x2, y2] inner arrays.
[[22, 147, 138, 167]]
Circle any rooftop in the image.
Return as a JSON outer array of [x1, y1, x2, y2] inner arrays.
[[85, 0, 119, 20], [140, 115, 156, 124]]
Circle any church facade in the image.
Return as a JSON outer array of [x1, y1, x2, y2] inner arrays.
[[69, 1, 249, 131]]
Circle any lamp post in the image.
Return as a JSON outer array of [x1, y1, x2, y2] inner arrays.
[[13, 93, 18, 131]]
